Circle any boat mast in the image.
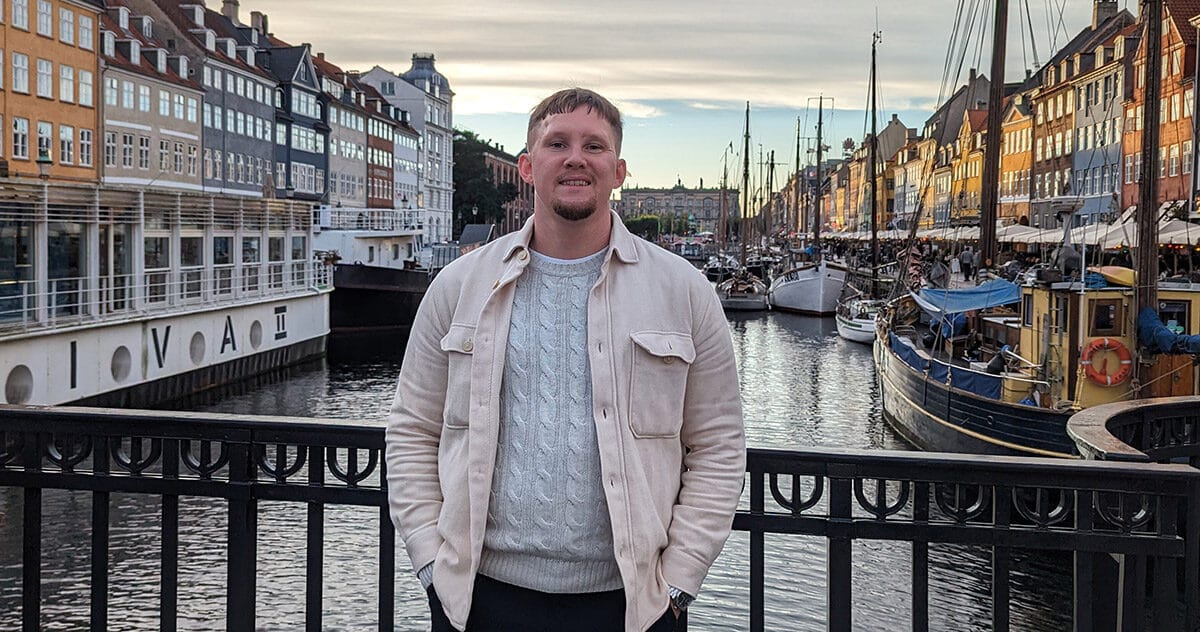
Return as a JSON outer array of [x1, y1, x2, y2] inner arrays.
[[869, 30, 881, 298], [719, 144, 730, 251], [813, 98, 824, 258], [978, 0, 1008, 271], [794, 118, 803, 236], [766, 150, 776, 241], [741, 102, 751, 268], [1136, 0, 1163, 395]]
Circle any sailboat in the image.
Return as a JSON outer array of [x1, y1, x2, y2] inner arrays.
[[769, 97, 848, 315], [718, 102, 770, 311], [836, 31, 886, 344], [873, 0, 1200, 457]]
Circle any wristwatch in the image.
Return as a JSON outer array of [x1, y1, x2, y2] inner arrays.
[[667, 586, 694, 612]]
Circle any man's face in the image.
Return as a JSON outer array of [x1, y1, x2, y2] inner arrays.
[[519, 107, 627, 222]]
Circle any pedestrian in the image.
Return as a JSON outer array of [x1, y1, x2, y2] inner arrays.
[[959, 247, 974, 281], [386, 88, 746, 632]]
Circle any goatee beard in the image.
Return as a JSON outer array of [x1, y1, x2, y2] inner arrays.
[[553, 199, 597, 221]]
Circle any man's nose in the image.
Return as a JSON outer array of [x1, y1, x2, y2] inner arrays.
[[564, 144, 586, 166]]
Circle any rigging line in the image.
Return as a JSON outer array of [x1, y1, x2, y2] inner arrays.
[[1051, 0, 1070, 50], [972, 0, 990, 73], [939, 0, 969, 106], [1024, 0, 1041, 70], [949, 0, 980, 100], [1018, 0, 1029, 74], [1041, 0, 1054, 53]]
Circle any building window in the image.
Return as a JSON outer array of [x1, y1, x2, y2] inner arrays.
[[78, 15, 93, 50], [173, 142, 182, 174], [79, 129, 92, 167], [36, 121, 51, 161], [186, 97, 197, 123], [55, 65, 73, 103], [58, 8, 72, 43], [173, 93, 184, 119], [204, 148, 212, 179], [103, 131, 115, 166], [58, 124, 73, 164], [12, 53, 28, 93], [159, 139, 168, 171], [138, 84, 149, 112], [138, 136, 149, 169], [212, 106, 222, 131], [1170, 144, 1180, 177], [121, 80, 133, 109], [1160, 146, 1167, 179], [12, 117, 28, 159], [12, 0, 28, 30], [120, 133, 133, 168], [187, 145, 197, 176], [35, 0, 49, 36], [158, 89, 169, 116], [213, 149, 222, 180], [35, 58, 51, 97]]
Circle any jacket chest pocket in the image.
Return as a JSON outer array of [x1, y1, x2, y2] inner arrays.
[[439, 323, 476, 429], [627, 331, 695, 438]]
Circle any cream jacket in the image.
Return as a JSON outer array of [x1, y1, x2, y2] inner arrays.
[[385, 213, 745, 631]]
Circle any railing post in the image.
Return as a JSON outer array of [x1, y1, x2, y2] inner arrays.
[[21, 432, 42, 632], [90, 436, 110, 632], [827, 465, 853, 632], [1186, 478, 1200, 631], [306, 445, 324, 632], [162, 439, 180, 632], [226, 442, 256, 632], [378, 457, 394, 632], [749, 463, 764, 632]]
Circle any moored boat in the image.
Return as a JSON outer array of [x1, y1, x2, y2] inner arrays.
[[717, 271, 770, 311], [835, 297, 882, 344], [768, 260, 847, 315]]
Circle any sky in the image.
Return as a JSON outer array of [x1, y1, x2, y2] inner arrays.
[[244, 0, 1114, 189]]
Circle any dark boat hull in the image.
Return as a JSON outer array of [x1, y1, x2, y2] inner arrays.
[[330, 264, 430, 334], [874, 334, 1076, 458]]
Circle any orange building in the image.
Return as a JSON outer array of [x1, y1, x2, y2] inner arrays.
[[1, 0, 103, 182], [999, 95, 1034, 223], [949, 109, 986, 225]]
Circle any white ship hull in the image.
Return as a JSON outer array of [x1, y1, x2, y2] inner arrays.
[[769, 261, 846, 315], [835, 312, 877, 343]]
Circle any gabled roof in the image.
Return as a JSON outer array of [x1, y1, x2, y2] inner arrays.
[[1166, 0, 1200, 39], [964, 109, 988, 134], [149, 0, 274, 81], [99, 5, 200, 92]]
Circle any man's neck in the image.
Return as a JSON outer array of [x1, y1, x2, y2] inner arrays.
[[529, 208, 612, 259]]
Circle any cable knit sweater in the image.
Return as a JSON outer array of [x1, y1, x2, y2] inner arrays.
[[477, 249, 622, 593]]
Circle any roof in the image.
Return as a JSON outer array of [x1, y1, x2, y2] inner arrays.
[[150, 0, 274, 81], [98, 7, 201, 91], [401, 54, 453, 97], [965, 109, 988, 134], [1166, 0, 1200, 38]]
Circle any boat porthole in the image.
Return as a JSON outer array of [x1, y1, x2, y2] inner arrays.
[[190, 332, 206, 365], [986, 415, 995, 426], [249, 320, 263, 350], [4, 365, 33, 404], [111, 346, 132, 382]]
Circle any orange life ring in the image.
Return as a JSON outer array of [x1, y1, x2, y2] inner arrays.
[[1080, 337, 1133, 387]]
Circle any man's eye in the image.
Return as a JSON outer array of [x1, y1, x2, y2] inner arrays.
[[586, 144, 604, 152]]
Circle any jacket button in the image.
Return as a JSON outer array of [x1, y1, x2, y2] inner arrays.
[[517, 250, 528, 261], [463, 338, 474, 352], [662, 356, 675, 364]]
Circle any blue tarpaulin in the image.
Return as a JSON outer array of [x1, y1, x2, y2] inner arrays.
[[950, 366, 1002, 399], [911, 279, 1022, 317], [1138, 306, 1200, 355]]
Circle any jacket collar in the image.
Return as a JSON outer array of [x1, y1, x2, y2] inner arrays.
[[501, 209, 640, 264]]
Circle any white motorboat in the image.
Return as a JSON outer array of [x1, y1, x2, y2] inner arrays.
[[717, 271, 769, 311], [768, 260, 847, 315], [835, 297, 882, 344]]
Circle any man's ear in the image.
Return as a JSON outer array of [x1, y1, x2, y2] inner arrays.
[[614, 158, 627, 188], [518, 153, 534, 184]]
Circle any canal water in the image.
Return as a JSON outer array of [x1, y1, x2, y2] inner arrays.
[[0, 312, 1072, 631]]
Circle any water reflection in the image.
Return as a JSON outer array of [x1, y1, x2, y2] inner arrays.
[[0, 316, 1070, 630]]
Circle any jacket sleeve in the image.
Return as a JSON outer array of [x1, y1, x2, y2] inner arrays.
[[385, 275, 454, 574], [660, 277, 747, 596]]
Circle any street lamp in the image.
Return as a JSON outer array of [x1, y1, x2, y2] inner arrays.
[[36, 150, 52, 180]]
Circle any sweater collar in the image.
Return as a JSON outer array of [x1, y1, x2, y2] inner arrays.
[[502, 209, 640, 265]]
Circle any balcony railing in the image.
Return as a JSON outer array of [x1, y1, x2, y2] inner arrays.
[[1, 406, 1197, 632], [314, 208, 423, 232]]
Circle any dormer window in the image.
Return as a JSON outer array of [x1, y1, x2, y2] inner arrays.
[[140, 16, 152, 38], [298, 63, 308, 81], [156, 51, 166, 74], [103, 31, 116, 57], [176, 56, 188, 78], [128, 40, 140, 65], [223, 39, 235, 58], [205, 31, 215, 51], [117, 6, 130, 29]]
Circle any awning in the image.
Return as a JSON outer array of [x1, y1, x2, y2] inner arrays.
[[910, 279, 1022, 317]]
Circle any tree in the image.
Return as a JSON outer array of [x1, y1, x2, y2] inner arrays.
[[452, 129, 519, 239]]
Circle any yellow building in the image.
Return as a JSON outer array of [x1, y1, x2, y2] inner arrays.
[[949, 109, 986, 224], [1, 0, 103, 182], [999, 94, 1034, 223]]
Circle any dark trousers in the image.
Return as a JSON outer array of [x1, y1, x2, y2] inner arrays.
[[429, 574, 684, 632]]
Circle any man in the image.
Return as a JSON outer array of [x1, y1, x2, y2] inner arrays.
[[958, 247, 974, 281], [386, 88, 746, 632]]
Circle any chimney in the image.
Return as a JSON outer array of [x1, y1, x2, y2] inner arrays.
[[969, 67, 977, 82], [1093, 0, 1117, 29], [250, 10, 264, 32], [316, 52, 324, 61], [221, 0, 240, 25]]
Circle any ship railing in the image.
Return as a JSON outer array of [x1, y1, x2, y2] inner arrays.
[[315, 207, 423, 232], [1068, 396, 1200, 466], [1, 406, 1197, 632], [0, 264, 326, 335]]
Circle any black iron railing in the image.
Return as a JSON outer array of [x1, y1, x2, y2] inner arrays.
[[1068, 395, 1200, 466], [2, 405, 1199, 632]]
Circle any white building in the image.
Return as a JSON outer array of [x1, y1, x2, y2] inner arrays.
[[359, 54, 454, 244]]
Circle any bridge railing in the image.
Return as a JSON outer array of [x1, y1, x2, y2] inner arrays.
[[1068, 395, 1200, 466], [2, 406, 1198, 632]]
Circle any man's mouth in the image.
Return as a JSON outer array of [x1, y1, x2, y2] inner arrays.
[[559, 177, 591, 186]]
